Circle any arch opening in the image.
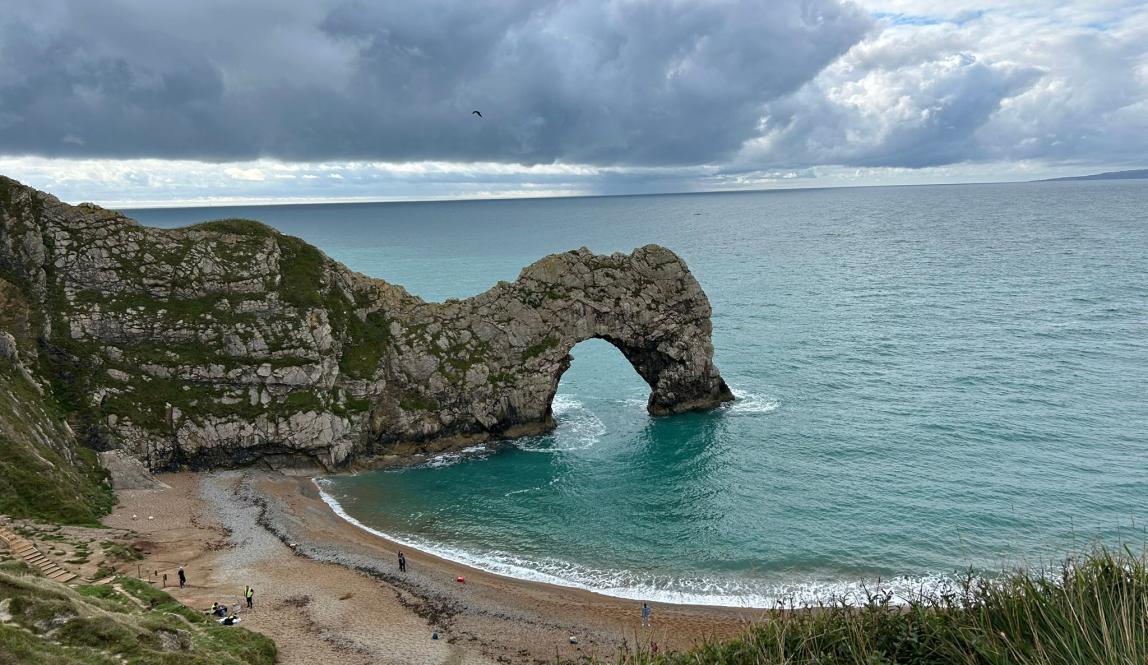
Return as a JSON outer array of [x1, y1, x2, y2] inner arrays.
[[546, 338, 653, 422]]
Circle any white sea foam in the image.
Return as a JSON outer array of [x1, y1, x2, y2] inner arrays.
[[726, 388, 779, 414], [503, 475, 563, 497], [418, 444, 491, 468], [625, 387, 781, 415], [515, 394, 606, 453], [550, 393, 583, 416], [316, 479, 969, 609]]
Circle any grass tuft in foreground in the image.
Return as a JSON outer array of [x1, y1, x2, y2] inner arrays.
[[613, 548, 1148, 665]]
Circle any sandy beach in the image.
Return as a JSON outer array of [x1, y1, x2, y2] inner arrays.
[[104, 471, 762, 664]]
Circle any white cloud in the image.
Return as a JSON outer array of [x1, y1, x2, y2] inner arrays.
[[741, 0, 1148, 170], [223, 167, 266, 181]]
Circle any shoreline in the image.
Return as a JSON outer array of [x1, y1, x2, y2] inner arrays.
[[311, 462, 965, 611], [312, 476, 773, 609], [106, 471, 762, 664], [250, 472, 763, 645]]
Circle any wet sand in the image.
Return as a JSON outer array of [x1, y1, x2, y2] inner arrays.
[[105, 471, 763, 664]]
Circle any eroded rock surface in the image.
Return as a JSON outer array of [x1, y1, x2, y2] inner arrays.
[[0, 176, 732, 471]]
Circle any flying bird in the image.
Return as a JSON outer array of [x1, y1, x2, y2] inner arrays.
[[472, 110, 482, 118]]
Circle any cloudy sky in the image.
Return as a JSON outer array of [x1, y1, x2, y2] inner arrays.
[[1, 0, 1145, 206]]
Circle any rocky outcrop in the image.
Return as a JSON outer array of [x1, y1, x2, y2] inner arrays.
[[0, 176, 732, 472], [96, 450, 168, 490]]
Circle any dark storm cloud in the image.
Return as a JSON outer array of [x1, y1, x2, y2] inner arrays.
[[0, 0, 872, 166]]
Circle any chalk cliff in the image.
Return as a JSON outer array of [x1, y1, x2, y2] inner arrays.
[[0, 176, 732, 472]]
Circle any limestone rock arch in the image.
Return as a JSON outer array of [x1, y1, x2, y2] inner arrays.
[[373, 245, 734, 448]]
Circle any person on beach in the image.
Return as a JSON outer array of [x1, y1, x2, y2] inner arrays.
[[245, 585, 255, 609], [641, 602, 651, 627], [398, 551, 406, 573], [177, 566, 186, 589]]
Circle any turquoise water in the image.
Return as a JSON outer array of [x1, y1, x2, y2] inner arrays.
[[129, 181, 1148, 606]]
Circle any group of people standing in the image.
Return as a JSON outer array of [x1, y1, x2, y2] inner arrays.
[[206, 586, 255, 625]]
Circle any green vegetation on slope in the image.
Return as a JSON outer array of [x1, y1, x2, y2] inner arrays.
[[612, 548, 1148, 665], [186, 218, 278, 237], [0, 359, 113, 526], [276, 234, 326, 308], [0, 566, 276, 665], [1, 263, 113, 526]]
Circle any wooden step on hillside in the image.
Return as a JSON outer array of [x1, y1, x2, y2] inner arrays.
[[0, 521, 86, 586]]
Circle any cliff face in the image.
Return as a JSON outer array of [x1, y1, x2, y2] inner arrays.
[[0, 176, 732, 472], [1, 310, 113, 524]]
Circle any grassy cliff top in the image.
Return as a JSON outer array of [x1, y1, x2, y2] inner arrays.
[[0, 564, 276, 664]]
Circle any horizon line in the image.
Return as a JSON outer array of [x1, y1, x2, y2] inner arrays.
[[110, 176, 1041, 211]]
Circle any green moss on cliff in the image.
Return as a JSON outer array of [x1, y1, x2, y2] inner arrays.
[[73, 290, 259, 329], [488, 371, 515, 385], [0, 278, 40, 359], [276, 236, 325, 308], [100, 378, 334, 433], [282, 390, 324, 412], [331, 299, 389, 380], [186, 218, 278, 237], [399, 393, 438, 412], [522, 335, 559, 360], [340, 396, 371, 413]]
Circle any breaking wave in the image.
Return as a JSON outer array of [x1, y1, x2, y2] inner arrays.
[[417, 444, 491, 469], [725, 388, 779, 414], [514, 394, 606, 453]]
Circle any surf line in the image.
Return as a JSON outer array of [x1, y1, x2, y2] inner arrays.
[[310, 479, 957, 608]]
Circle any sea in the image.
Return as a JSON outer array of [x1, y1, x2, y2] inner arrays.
[[127, 180, 1148, 607]]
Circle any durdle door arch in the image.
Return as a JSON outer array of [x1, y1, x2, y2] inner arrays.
[[373, 245, 735, 448]]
